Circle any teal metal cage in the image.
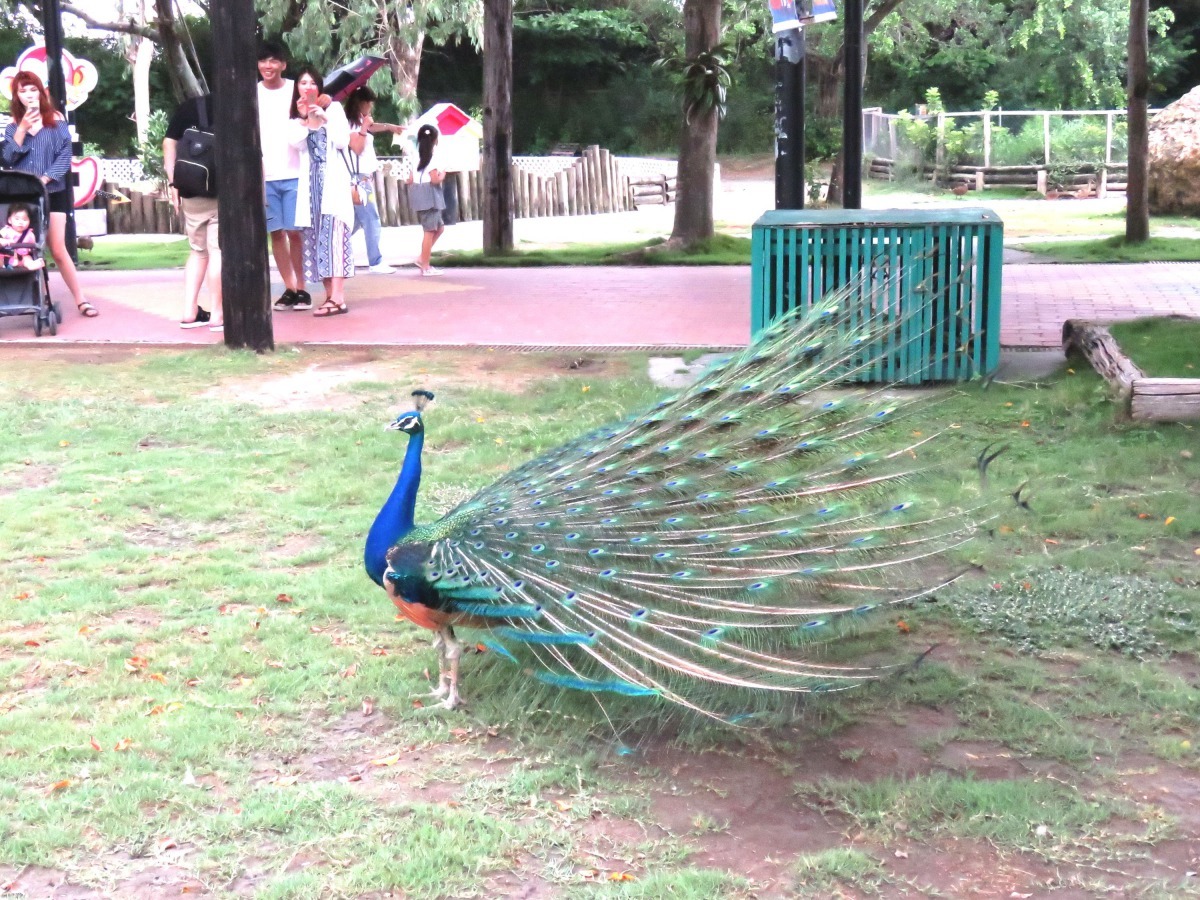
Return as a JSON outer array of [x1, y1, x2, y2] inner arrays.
[[750, 208, 1003, 383]]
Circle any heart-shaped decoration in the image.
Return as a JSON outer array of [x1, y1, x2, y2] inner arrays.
[[71, 156, 101, 207]]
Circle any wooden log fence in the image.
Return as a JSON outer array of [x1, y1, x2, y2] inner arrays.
[[630, 174, 677, 205], [1064, 319, 1200, 421], [868, 158, 1128, 195], [101, 145, 641, 233]]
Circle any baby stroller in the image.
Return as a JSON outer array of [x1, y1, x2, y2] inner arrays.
[[0, 170, 59, 336]]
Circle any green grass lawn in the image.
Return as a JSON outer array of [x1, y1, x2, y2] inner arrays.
[[1, 343, 1198, 897], [1109, 316, 1200, 377], [76, 238, 190, 270], [1018, 235, 1200, 263]]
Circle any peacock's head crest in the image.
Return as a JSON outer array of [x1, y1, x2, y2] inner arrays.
[[387, 389, 435, 434]]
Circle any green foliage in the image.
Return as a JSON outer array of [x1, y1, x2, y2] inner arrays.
[[134, 109, 170, 188], [951, 570, 1193, 658], [655, 43, 733, 124]]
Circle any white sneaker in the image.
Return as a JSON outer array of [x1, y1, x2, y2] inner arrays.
[[420, 266, 444, 277], [368, 263, 397, 274]]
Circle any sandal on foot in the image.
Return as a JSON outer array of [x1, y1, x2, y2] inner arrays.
[[76, 300, 99, 318], [313, 300, 348, 318]]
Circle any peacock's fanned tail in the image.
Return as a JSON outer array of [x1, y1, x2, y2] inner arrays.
[[388, 259, 994, 717]]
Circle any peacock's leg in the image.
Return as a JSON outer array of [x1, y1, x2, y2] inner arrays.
[[439, 627, 463, 710], [422, 631, 451, 699]]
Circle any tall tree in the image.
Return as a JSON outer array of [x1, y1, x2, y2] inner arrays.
[[482, 0, 513, 253], [259, 0, 481, 115], [1126, 0, 1149, 243], [214, 0, 273, 350], [667, 0, 723, 248]]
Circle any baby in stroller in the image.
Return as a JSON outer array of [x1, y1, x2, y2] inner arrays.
[[0, 202, 45, 271]]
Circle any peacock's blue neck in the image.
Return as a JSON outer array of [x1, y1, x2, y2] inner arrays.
[[364, 428, 424, 586]]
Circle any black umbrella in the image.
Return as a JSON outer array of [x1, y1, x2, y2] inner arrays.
[[324, 55, 387, 102]]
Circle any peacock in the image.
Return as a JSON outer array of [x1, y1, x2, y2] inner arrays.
[[365, 263, 1001, 717]]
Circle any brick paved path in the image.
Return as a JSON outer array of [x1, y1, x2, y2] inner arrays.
[[2, 263, 1198, 349]]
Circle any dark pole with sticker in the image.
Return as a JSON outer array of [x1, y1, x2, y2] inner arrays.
[[774, 27, 805, 209], [40, 0, 77, 258]]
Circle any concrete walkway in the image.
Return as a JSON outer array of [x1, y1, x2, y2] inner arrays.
[[3, 259, 1198, 350]]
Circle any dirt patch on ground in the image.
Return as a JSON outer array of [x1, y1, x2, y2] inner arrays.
[[202, 350, 629, 412]]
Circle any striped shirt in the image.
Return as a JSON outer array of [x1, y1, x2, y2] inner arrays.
[[0, 120, 72, 194]]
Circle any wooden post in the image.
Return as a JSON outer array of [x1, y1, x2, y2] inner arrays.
[[982, 111, 991, 168], [213, 0, 273, 351], [975, 169, 984, 192], [1105, 111, 1114, 166], [556, 169, 568, 216], [888, 118, 897, 159], [482, 0, 514, 253], [1036, 169, 1047, 195], [1043, 112, 1051, 166]]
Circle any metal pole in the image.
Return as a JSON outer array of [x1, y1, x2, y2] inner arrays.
[[40, 0, 77, 258], [774, 28, 806, 210], [842, 0, 863, 209]]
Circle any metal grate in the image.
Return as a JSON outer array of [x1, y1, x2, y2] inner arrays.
[[751, 208, 1003, 383]]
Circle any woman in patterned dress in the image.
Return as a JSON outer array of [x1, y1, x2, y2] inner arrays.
[[286, 66, 354, 317]]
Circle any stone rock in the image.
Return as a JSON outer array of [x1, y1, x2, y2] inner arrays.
[[1148, 84, 1200, 216]]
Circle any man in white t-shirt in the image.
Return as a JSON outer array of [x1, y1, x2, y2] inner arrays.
[[256, 40, 311, 311]]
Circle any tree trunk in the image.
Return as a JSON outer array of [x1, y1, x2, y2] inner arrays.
[[482, 0, 514, 253], [154, 0, 204, 101], [1125, 0, 1149, 243], [669, 0, 721, 247], [387, 31, 425, 115], [213, 0, 273, 351]]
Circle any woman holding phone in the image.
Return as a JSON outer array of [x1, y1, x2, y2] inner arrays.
[[286, 66, 354, 317], [1, 71, 96, 318]]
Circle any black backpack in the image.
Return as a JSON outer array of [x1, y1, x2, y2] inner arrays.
[[174, 98, 216, 199]]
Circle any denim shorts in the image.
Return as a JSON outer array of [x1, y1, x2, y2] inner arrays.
[[265, 179, 299, 233], [417, 208, 444, 232]]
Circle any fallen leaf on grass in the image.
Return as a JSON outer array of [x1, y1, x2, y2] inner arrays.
[[125, 656, 149, 672], [113, 738, 135, 751], [275, 593, 293, 604], [371, 647, 388, 657], [89, 737, 102, 752], [47, 779, 71, 794], [270, 775, 299, 787], [23, 639, 40, 647], [608, 872, 635, 882], [370, 752, 402, 767], [340, 664, 358, 679], [156, 837, 179, 853], [147, 672, 167, 683]]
